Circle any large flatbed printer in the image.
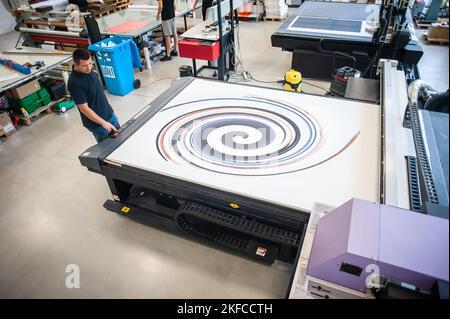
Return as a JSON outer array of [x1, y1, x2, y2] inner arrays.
[[79, 59, 448, 278], [271, 1, 424, 79]]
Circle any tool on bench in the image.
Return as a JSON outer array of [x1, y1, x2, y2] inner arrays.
[[23, 61, 46, 70], [0, 58, 32, 75]]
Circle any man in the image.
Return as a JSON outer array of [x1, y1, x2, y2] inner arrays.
[[192, 0, 213, 21], [68, 48, 120, 143], [157, 0, 179, 61]]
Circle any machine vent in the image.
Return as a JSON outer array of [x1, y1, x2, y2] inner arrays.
[[339, 263, 363, 277], [406, 156, 422, 212]]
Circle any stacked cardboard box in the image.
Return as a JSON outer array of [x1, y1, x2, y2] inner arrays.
[[6, 79, 41, 100], [265, 0, 288, 18], [5, 79, 51, 115], [427, 22, 449, 43], [0, 112, 16, 137]]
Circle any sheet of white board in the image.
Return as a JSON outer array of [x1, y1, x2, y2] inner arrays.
[[107, 79, 380, 213], [286, 16, 375, 39]]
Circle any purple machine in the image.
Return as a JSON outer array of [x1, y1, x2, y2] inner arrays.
[[307, 199, 449, 292]]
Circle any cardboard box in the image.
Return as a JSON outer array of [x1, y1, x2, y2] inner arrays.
[[0, 112, 16, 137], [6, 79, 41, 100], [427, 23, 449, 40]]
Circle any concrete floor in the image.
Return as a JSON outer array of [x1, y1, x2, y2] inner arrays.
[[416, 28, 449, 92], [0, 11, 448, 298]]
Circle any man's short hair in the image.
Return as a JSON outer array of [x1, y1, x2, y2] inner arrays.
[[73, 48, 91, 64]]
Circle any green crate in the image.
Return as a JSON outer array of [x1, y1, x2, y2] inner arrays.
[[25, 100, 42, 114], [37, 88, 49, 99], [40, 96, 51, 106], [37, 88, 51, 106], [9, 92, 40, 110]]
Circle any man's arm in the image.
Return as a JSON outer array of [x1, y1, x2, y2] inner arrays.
[[156, 0, 163, 19], [77, 103, 118, 133], [173, 0, 176, 12], [192, 0, 198, 11], [68, 79, 117, 134]]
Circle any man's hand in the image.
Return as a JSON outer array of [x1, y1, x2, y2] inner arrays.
[[77, 103, 119, 138], [102, 122, 118, 134], [156, 15, 160, 20]]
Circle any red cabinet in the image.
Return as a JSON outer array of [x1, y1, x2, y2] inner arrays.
[[179, 39, 221, 61]]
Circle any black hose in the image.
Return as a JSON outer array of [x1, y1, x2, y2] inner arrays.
[[317, 39, 357, 72]]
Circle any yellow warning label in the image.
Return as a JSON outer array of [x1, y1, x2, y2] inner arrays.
[[229, 203, 240, 209], [121, 206, 130, 213]]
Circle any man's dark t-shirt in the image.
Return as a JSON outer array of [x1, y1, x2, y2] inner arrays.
[[161, 0, 175, 20], [68, 70, 113, 130], [202, 0, 213, 20]]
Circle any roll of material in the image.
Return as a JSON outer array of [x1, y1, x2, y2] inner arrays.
[[19, 27, 81, 37], [30, 0, 69, 10]]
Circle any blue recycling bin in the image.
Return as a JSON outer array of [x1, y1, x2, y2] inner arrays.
[[89, 37, 135, 96]]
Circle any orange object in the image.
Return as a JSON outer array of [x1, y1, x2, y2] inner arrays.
[[106, 21, 150, 33]]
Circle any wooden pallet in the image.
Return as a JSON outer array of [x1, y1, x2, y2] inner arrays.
[[94, 4, 129, 17], [18, 98, 65, 126], [89, 0, 115, 10], [115, 0, 131, 5], [424, 35, 449, 45], [263, 14, 288, 22], [415, 21, 432, 29], [19, 105, 52, 126]]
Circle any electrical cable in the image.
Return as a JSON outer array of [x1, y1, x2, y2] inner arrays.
[[227, 26, 284, 85], [139, 77, 175, 89], [301, 80, 330, 93], [226, 19, 330, 95], [318, 38, 356, 70]]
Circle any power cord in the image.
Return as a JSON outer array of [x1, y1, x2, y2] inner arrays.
[[301, 80, 330, 93], [227, 24, 329, 94]]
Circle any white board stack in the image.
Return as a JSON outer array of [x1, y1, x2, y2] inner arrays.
[[265, 0, 288, 18]]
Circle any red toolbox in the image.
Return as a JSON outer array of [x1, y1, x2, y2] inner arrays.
[[179, 39, 221, 61]]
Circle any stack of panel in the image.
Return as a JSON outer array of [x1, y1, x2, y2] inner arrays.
[[265, 0, 288, 18]]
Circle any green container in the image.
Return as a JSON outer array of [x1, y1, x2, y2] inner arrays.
[[37, 88, 51, 106], [25, 100, 42, 114], [9, 92, 40, 110], [40, 96, 51, 106], [55, 100, 76, 113]]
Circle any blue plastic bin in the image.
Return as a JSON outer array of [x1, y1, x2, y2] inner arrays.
[[89, 37, 135, 96]]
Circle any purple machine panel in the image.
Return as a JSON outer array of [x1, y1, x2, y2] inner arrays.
[[307, 198, 449, 292]]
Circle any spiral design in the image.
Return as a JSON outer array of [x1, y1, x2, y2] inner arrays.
[[157, 97, 323, 175]]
